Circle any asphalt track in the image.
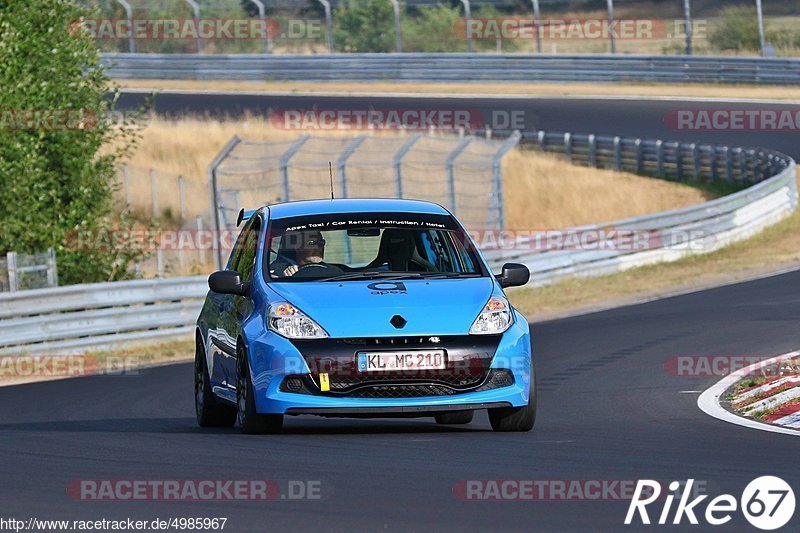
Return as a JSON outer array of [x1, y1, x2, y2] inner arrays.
[[2, 93, 798, 531], [117, 90, 800, 159], [2, 269, 800, 531]]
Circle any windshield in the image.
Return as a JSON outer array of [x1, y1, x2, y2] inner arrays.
[[265, 212, 486, 282]]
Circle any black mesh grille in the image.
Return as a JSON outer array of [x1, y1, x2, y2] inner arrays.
[[279, 369, 515, 398], [328, 372, 484, 391]]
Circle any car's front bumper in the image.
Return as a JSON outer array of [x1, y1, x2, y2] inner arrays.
[[247, 310, 532, 415]]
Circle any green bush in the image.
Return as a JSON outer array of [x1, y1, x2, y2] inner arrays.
[[334, 0, 396, 53], [401, 5, 463, 53], [709, 5, 761, 51], [0, 0, 147, 284]]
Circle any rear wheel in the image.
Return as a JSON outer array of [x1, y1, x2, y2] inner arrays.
[[195, 336, 236, 428], [434, 410, 474, 425], [488, 378, 536, 432], [237, 344, 283, 434]]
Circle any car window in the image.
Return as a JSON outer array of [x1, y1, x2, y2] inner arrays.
[[265, 212, 486, 282], [235, 218, 261, 283]]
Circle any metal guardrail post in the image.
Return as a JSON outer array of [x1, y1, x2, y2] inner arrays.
[[635, 138, 643, 173], [317, 0, 334, 52], [6, 252, 17, 292], [490, 131, 522, 230], [183, 0, 202, 54], [208, 135, 242, 270], [280, 135, 311, 203], [613, 136, 621, 170], [446, 137, 473, 214], [537, 130, 546, 151], [588, 134, 597, 167], [655, 140, 664, 177], [393, 133, 422, 198], [115, 0, 135, 53], [459, 0, 473, 53], [563, 132, 572, 161]]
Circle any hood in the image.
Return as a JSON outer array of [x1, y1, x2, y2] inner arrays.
[[269, 277, 495, 337]]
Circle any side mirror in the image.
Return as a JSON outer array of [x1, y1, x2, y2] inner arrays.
[[208, 270, 251, 297], [495, 263, 530, 288]]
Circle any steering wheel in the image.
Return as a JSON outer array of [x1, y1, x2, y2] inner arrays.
[[294, 262, 343, 278]]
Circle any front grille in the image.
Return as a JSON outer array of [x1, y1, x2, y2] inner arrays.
[[279, 369, 515, 398], [328, 372, 484, 391]]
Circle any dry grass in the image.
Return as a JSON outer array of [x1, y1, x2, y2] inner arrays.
[[508, 178, 800, 321], [119, 80, 800, 101], [122, 115, 710, 233]]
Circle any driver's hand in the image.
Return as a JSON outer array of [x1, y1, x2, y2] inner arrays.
[[283, 265, 299, 276]]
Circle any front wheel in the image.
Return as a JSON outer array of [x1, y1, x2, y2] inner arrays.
[[488, 379, 536, 432], [237, 345, 283, 434]]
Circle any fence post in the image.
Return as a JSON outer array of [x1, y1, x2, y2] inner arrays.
[[682, 0, 692, 55], [208, 135, 242, 270], [459, 0, 473, 53], [150, 168, 158, 221], [6, 252, 17, 292], [197, 216, 207, 265], [588, 134, 597, 167], [317, 0, 334, 52], [389, 0, 402, 52], [606, 0, 616, 54], [337, 136, 368, 199], [247, 0, 270, 53], [46, 247, 58, 288], [123, 164, 131, 208], [446, 137, 473, 214], [280, 135, 311, 203], [537, 130, 545, 151], [613, 136, 621, 170], [393, 133, 422, 198], [563, 132, 572, 161], [178, 175, 187, 223], [183, 0, 202, 53], [115, 0, 135, 53], [531, 0, 542, 53], [490, 131, 522, 230]]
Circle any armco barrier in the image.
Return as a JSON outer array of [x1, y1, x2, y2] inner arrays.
[[0, 131, 795, 354], [100, 53, 800, 85]]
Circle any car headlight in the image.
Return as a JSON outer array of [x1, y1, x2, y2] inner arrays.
[[268, 302, 328, 339], [469, 296, 513, 335]]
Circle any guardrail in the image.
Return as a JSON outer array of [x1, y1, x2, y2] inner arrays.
[[0, 277, 207, 355], [100, 53, 800, 85], [0, 130, 795, 354]]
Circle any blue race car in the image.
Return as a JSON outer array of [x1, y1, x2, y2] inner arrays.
[[195, 198, 534, 433]]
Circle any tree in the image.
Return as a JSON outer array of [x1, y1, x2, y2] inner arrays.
[[334, 0, 396, 53], [0, 0, 146, 285]]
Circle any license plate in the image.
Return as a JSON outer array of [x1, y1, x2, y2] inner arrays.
[[356, 350, 446, 372]]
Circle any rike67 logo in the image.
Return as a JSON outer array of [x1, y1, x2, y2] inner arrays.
[[625, 477, 795, 530]]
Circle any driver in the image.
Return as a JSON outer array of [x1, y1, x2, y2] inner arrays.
[[270, 230, 327, 277]]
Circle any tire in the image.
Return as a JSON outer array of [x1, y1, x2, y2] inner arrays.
[[434, 410, 474, 425], [488, 377, 536, 432], [195, 336, 236, 428], [236, 344, 283, 435]]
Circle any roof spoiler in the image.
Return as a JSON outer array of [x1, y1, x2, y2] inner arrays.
[[236, 208, 257, 227]]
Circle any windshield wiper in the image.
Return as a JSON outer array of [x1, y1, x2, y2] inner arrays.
[[320, 271, 424, 282], [417, 272, 482, 279]]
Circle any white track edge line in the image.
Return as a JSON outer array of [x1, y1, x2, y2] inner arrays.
[[697, 350, 800, 436]]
